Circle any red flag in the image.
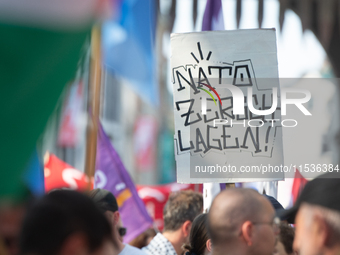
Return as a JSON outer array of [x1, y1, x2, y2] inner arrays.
[[292, 169, 308, 204], [44, 153, 92, 192]]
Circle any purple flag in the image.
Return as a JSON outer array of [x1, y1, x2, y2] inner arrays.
[[202, 0, 225, 31], [95, 123, 153, 243]]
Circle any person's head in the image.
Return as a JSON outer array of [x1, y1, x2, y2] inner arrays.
[[208, 188, 279, 255], [294, 204, 340, 255], [20, 190, 117, 255], [281, 172, 340, 255], [183, 213, 212, 255], [88, 189, 120, 241], [0, 203, 26, 255], [163, 190, 203, 240], [274, 223, 296, 255]]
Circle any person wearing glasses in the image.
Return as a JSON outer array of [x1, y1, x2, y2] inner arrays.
[[208, 188, 280, 255], [89, 188, 147, 255]]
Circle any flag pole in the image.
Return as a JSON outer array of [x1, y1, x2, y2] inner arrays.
[[85, 24, 102, 181]]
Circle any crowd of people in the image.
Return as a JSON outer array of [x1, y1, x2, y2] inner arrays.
[[1, 172, 339, 255]]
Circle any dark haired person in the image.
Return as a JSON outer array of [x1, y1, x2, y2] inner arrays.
[[274, 223, 297, 255], [183, 213, 212, 255], [143, 190, 203, 255], [208, 188, 279, 255], [89, 188, 147, 255], [20, 190, 118, 255], [0, 202, 26, 255], [280, 172, 340, 255]]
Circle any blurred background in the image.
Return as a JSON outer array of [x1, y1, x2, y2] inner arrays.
[[35, 0, 340, 208], [1, 1, 340, 253], [1, 0, 339, 207]]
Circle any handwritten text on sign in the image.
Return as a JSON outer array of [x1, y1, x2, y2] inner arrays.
[[171, 30, 284, 182]]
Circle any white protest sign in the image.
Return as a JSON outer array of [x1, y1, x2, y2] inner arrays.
[[171, 29, 284, 183]]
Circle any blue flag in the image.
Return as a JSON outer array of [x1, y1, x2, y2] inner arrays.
[[103, 0, 158, 105], [22, 149, 45, 196]]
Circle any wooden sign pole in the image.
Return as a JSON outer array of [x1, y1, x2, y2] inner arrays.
[[85, 25, 102, 181]]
